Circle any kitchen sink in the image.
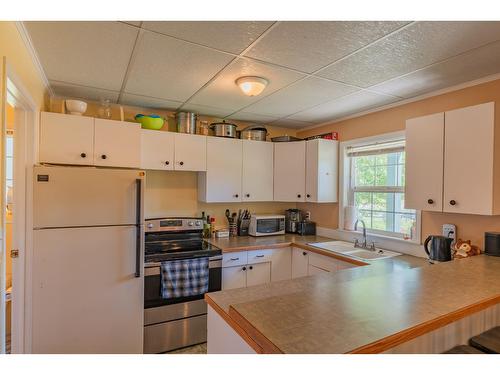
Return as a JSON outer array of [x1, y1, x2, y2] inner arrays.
[[308, 241, 401, 261]]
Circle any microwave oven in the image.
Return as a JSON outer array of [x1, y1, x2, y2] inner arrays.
[[249, 215, 286, 237]]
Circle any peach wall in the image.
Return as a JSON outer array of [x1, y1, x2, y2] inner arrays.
[[297, 78, 500, 249]]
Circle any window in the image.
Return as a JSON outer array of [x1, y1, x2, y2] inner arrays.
[[345, 137, 418, 240]]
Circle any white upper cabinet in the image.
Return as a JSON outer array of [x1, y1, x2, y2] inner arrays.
[[140, 129, 175, 171], [94, 119, 141, 168], [405, 113, 445, 212], [242, 140, 274, 202], [39, 112, 94, 165], [305, 139, 338, 202], [199, 137, 242, 202], [405, 102, 498, 215], [174, 133, 207, 172], [39, 112, 140, 169], [274, 141, 306, 202], [444, 102, 495, 215]]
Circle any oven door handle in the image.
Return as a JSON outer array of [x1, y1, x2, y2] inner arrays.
[[145, 257, 221, 276]]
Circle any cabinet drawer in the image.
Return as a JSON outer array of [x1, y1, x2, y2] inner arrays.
[[222, 252, 248, 267], [247, 249, 272, 264], [308, 252, 338, 272]]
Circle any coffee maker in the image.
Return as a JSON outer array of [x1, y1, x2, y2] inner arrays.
[[285, 209, 303, 233]]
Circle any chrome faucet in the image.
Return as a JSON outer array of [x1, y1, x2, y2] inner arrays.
[[354, 219, 367, 249], [354, 219, 377, 250]]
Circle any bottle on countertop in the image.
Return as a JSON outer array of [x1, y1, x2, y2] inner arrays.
[[210, 217, 216, 238]]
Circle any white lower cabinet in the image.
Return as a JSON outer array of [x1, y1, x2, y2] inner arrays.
[[222, 247, 357, 290], [222, 262, 271, 290], [291, 247, 355, 278], [222, 265, 248, 290], [307, 264, 329, 276], [271, 247, 292, 282], [246, 262, 271, 287], [291, 247, 309, 278]]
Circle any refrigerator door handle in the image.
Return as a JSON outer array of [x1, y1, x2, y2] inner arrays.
[[135, 178, 142, 278]]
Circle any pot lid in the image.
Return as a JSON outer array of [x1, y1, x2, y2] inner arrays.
[[241, 124, 268, 132], [210, 120, 237, 127]]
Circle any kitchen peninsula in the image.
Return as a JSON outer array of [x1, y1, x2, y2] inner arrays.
[[206, 253, 500, 354]]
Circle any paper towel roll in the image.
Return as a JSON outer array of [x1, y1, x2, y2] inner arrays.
[[344, 205, 358, 231]]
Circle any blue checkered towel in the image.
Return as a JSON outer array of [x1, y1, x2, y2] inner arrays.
[[161, 257, 209, 299]]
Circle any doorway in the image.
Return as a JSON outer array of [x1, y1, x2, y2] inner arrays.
[[1, 57, 37, 354]]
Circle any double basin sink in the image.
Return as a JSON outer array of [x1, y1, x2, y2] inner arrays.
[[307, 241, 401, 262]]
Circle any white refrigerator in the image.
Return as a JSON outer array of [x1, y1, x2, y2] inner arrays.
[[31, 165, 144, 353]]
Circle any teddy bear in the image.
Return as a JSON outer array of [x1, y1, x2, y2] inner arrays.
[[452, 239, 481, 259]]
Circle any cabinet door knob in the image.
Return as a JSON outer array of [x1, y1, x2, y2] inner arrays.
[[450, 200, 456, 206], [179, 161, 184, 166], [242, 266, 247, 271], [302, 251, 307, 256], [165, 161, 170, 165], [249, 266, 253, 270], [80, 153, 86, 158], [306, 194, 311, 198], [101, 154, 107, 160], [297, 194, 302, 198], [234, 194, 239, 198], [245, 194, 250, 198], [427, 199, 434, 204]]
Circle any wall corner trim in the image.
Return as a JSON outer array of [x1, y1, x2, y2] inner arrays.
[[14, 21, 53, 97]]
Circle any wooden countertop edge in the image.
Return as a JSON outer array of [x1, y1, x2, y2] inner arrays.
[[348, 294, 500, 354], [205, 294, 265, 354], [218, 241, 368, 267], [228, 305, 283, 354]]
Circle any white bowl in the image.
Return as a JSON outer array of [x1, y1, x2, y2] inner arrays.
[[65, 100, 87, 115]]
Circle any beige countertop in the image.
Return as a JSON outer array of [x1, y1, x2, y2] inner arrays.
[[207, 247, 500, 353], [207, 233, 428, 267]]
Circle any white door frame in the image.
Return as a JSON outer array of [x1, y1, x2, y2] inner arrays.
[[1, 57, 38, 354]]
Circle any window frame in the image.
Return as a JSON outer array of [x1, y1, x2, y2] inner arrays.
[[339, 131, 421, 244]]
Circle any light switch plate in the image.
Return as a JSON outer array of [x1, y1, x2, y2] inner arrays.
[[442, 224, 456, 242]]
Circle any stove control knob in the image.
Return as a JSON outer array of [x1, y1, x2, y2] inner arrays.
[[147, 223, 154, 229], [195, 220, 201, 227], [188, 221, 194, 226]]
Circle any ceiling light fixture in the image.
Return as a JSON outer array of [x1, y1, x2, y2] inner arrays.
[[235, 76, 268, 96]]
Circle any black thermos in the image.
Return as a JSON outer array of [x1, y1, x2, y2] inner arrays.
[[484, 232, 500, 257]]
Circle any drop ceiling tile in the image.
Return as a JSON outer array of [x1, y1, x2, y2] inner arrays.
[[125, 31, 234, 102], [50, 81, 119, 102], [189, 58, 305, 111], [120, 93, 182, 110], [243, 76, 359, 117], [26, 22, 138, 90], [318, 21, 500, 87], [180, 103, 233, 118], [290, 91, 400, 123], [370, 41, 500, 98], [246, 21, 408, 73], [143, 21, 274, 54], [269, 119, 315, 129], [226, 111, 279, 124]]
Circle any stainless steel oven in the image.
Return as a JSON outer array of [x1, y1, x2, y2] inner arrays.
[[143, 218, 221, 353]]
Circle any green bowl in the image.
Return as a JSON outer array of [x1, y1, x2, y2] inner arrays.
[[135, 114, 164, 130]]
